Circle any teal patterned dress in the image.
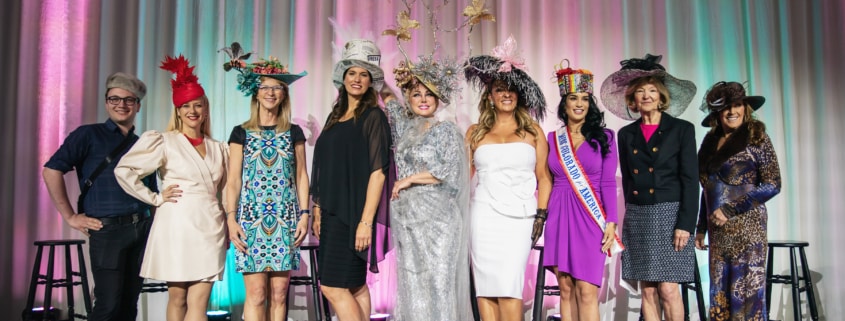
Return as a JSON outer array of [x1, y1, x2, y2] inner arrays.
[[228, 124, 306, 272]]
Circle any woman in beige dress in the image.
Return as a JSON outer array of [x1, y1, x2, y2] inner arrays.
[[115, 55, 228, 321]]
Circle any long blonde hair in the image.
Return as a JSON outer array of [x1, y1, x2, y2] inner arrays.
[[167, 95, 211, 137], [468, 86, 539, 151], [241, 77, 292, 132]]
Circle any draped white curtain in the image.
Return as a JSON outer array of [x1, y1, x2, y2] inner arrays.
[[2, 1, 843, 320]]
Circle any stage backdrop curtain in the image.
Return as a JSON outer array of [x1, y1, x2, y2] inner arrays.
[[1, 1, 843, 320]]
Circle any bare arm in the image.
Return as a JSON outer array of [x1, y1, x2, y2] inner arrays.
[[465, 124, 477, 178], [391, 171, 441, 200], [224, 142, 247, 252], [42, 168, 102, 235], [534, 125, 552, 210], [531, 126, 552, 246], [294, 142, 310, 246]]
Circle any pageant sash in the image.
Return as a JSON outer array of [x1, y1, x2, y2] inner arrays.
[[554, 127, 624, 256]]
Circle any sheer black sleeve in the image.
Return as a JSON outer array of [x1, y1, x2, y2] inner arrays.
[[362, 107, 392, 174]]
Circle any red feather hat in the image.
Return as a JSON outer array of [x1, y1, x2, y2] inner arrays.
[[160, 55, 206, 107]]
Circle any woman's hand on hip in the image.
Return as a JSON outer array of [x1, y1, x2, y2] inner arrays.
[[161, 184, 182, 203], [673, 229, 691, 252]]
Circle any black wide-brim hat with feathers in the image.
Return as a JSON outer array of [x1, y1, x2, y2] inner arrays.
[[600, 54, 697, 121], [699, 81, 765, 127], [464, 55, 547, 121]]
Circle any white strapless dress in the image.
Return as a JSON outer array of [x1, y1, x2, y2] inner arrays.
[[470, 142, 537, 299]]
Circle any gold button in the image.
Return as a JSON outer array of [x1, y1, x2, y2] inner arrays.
[[649, 167, 654, 173], [649, 188, 655, 194], [633, 149, 639, 155], [633, 190, 639, 195], [633, 169, 639, 174], [652, 147, 658, 152]]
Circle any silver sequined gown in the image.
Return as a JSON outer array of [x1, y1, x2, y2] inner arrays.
[[385, 100, 471, 321]]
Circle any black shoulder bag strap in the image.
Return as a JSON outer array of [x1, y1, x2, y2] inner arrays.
[[77, 133, 138, 213]]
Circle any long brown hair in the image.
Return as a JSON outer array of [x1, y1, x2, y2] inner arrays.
[[324, 86, 379, 130], [241, 77, 291, 132], [468, 84, 539, 151]]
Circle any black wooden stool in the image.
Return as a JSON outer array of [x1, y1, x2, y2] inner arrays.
[[531, 245, 560, 321], [22, 239, 92, 321], [140, 281, 168, 293], [766, 240, 819, 321], [680, 254, 707, 321], [286, 243, 331, 321]]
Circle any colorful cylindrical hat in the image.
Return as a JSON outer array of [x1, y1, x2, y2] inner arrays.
[[554, 60, 593, 96]]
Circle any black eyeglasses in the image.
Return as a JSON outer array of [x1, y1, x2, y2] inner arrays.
[[106, 96, 140, 106], [257, 85, 285, 92]]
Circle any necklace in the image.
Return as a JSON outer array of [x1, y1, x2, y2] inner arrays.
[[184, 134, 204, 146]]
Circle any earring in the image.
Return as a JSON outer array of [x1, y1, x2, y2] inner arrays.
[[488, 100, 494, 109]]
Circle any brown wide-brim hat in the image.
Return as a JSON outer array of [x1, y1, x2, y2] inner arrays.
[[600, 54, 697, 121], [699, 81, 765, 127]]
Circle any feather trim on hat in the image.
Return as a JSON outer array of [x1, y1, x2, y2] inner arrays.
[[159, 55, 206, 107], [465, 54, 547, 121], [160, 55, 199, 90]]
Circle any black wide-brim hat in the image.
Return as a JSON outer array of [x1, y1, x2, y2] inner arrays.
[[599, 54, 697, 121], [464, 55, 547, 121], [699, 81, 765, 127]]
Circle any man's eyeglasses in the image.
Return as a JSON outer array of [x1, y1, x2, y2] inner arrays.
[[106, 96, 140, 106], [257, 85, 285, 92]]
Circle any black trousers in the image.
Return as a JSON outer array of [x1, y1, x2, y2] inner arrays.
[[87, 217, 151, 321]]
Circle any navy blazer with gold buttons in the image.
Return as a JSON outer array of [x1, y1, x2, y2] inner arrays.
[[618, 112, 699, 234]]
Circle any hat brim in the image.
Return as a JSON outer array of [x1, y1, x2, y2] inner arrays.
[[465, 55, 547, 121], [332, 60, 384, 91], [261, 71, 307, 85], [600, 69, 697, 121], [412, 75, 448, 104], [700, 96, 765, 127]]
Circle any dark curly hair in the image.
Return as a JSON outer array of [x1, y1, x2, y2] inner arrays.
[[557, 93, 611, 157]]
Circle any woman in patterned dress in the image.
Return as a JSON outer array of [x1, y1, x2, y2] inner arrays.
[[600, 54, 698, 321], [695, 81, 781, 321], [223, 56, 310, 321]]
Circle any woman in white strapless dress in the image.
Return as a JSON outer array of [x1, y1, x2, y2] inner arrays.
[[470, 142, 538, 297], [465, 64, 552, 320]]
